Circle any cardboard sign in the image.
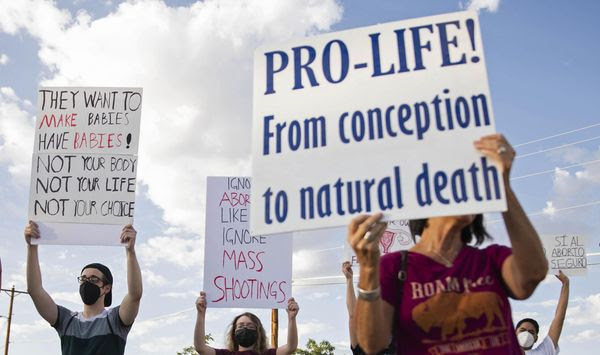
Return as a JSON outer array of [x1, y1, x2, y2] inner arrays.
[[345, 220, 413, 267], [542, 235, 587, 276], [203, 177, 293, 308], [29, 87, 142, 245], [251, 11, 506, 235]]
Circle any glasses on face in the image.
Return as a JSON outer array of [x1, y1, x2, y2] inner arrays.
[[77, 275, 106, 285], [235, 322, 257, 330]]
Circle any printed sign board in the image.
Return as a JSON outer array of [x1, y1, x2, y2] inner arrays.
[[251, 11, 506, 235]]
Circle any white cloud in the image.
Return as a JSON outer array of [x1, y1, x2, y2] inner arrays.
[[0, 0, 343, 233], [464, 0, 500, 12], [51, 291, 82, 305], [566, 329, 600, 343], [296, 319, 331, 339], [566, 293, 600, 326], [160, 290, 198, 299], [305, 291, 330, 301], [7, 319, 49, 339], [138, 235, 202, 269], [139, 335, 187, 353], [0, 87, 35, 180], [143, 269, 168, 287], [0, 53, 8, 65], [130, 309, 192, 338]]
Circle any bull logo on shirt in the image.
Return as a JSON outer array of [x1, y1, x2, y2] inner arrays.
[[412, 291, 506, 342]]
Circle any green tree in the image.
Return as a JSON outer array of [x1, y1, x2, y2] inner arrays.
[[294, 338, 335, 355], [177, 334, 214, 355]]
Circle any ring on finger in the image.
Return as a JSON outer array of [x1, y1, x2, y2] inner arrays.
[[497, 145, 508, 154], [363, 231, 374, 242]]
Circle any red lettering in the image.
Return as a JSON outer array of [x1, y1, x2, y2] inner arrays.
[[38, 113, 78, 128]]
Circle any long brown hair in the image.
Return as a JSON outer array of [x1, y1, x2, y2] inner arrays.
[[226, 312, 268, 353]]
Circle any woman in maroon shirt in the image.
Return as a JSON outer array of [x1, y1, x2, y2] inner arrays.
[[349, 134, 548, 354], [193, 291, 299, 355]]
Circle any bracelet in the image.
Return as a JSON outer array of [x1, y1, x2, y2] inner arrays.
[[357, 286, 380, 301]]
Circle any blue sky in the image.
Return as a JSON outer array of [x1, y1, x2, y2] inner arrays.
[[0, 0, 599, 354]]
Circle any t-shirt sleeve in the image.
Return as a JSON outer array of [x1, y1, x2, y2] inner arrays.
[[214, 349, 231, 355], [52, 305, 74, 336], [485, 244, 512, 274], [109, 306, 132, 338], [538, 336, 559, 355], [266, 349, 277, 355], [380, 252, 401, 306]]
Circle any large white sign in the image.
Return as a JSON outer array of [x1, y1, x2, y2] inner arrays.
[[251, 11, 506, 235], [29, 87, 142, 245], [203, 176, 293, 309], [542, 235, 587, 276]]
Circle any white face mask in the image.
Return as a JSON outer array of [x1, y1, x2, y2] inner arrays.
[[518, 331, 535, 349]]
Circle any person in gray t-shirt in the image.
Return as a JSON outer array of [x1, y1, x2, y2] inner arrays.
[[515, 271, 570, 355], [25, 222, 143, 355]]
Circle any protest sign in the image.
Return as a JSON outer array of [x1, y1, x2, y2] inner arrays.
[[345, 220, 413, 267], [251, 11, 506, 235], [28, 87, 142, 245], [203, 176, 293, 309], [542, 235, 587, 276]]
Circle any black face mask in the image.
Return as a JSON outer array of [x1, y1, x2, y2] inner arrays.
[[235, 328, 258, 348], [79, 282, 102, 305]]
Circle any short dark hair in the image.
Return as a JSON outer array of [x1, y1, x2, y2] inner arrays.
[[516, 318, 540, 334], [408, 214, 491, 246]]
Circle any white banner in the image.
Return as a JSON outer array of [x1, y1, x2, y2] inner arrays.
[[29, 87, 142, 245], [251, 11, 506, 235], [542, 235, 587, 276], [203, 177, 293, 309]]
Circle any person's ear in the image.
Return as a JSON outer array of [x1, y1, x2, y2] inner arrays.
[[103, 284, 112, 294]]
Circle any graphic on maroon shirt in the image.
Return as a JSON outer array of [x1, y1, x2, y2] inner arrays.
[[412, 291, 507, 342]]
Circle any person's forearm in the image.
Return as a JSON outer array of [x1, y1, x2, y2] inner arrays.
[[26, 245, 43, 295], [503, 183, 548, 287], [355, 265, 388, 353], [126, 249, 143, 300], [346, 279, 356, 316], [194, 313, 208, 352], [554, 282, 569, 329], [287, 316, 298, 352]]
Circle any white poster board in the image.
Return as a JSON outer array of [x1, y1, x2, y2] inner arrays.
[[29, 87, 142, 245], [542, 235, 587, 276], [251, 11, 506, 236], [203, 176, 293, 308], [344, 220, 413, 267]]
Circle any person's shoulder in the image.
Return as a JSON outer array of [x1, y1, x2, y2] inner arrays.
[[537, 336, 558, 353], [56, 304, 76, 317]]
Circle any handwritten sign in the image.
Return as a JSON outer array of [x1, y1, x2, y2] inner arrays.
[[28, 87, 142, 245], [542, 235, 587, 276], [203, 176, 292, 308], [251, 11, 506, 235], [345, 220, 413, 267]]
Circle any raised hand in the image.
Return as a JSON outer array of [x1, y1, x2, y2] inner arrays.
[[196, 291, 207, 314], [24, 221, 41, 245], [342, 261, 353, 279], [286, 297, 299, 319], [120, 224, 137, 251]]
